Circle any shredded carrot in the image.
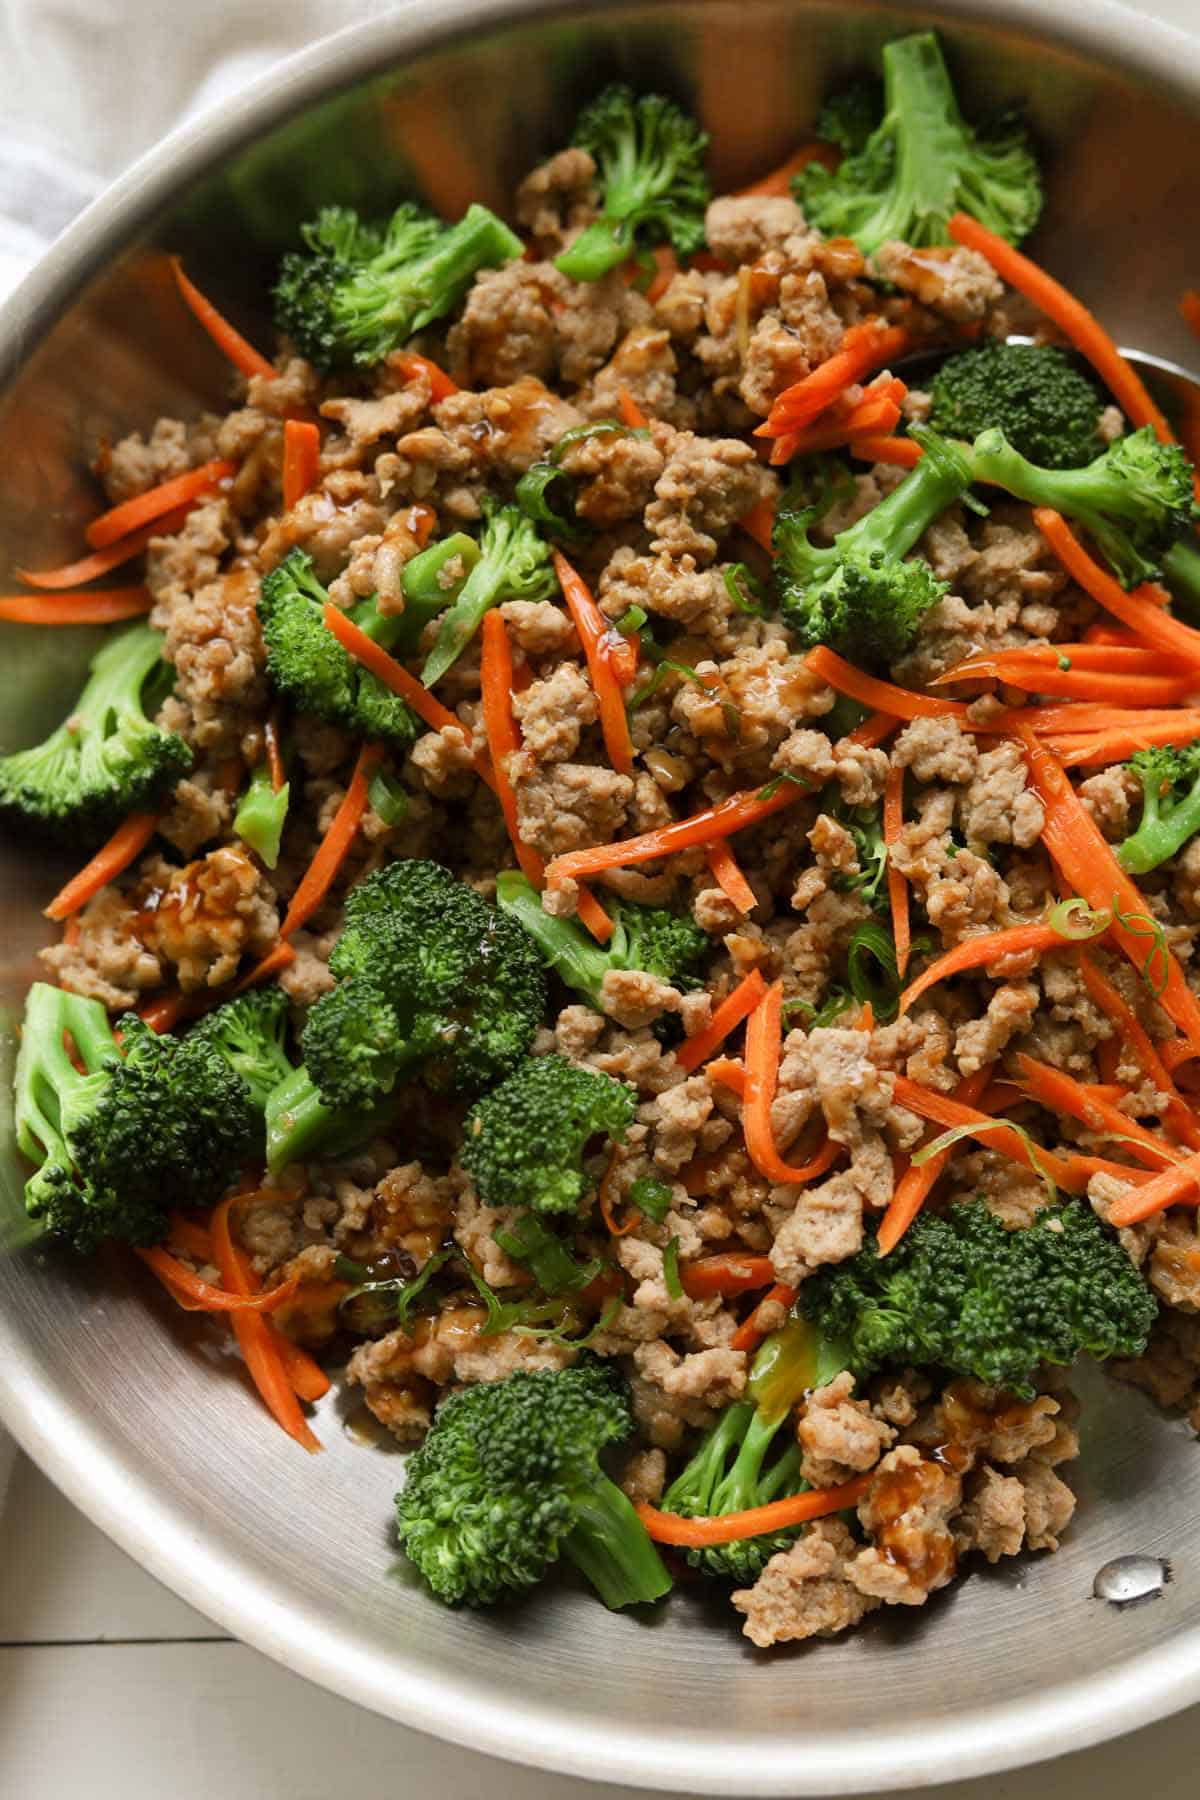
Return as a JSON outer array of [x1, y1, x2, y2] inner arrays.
[[1094, 1037, 1122, 1085], [44, 812, 159, 921], [877, 1067, 993, 1256], [617, 385, 650, 429], [134, 1246, 300, 1314], [1108, 1148, 1200, 1228], [729, 1282, 799, 1354], [597, 1147, 638, 1237], [676, 969, 767, 1075], [264, 713, 286, 794], [575, 888, 616, 944], [680, 1253, 776, 1299], [706, 1057, 746, 1097], [882, 765, 910, 981], [979, 702, 1200, 738], [737, 493, 776, 555], [804, 646, 968, 722], [210, 1197, 321, 1449], [846, 710, 900, 748], [757, 321, 911, 439], [167, 1213, 213, 1262], [735, 141, 839, 197], [16, 503, 193, 590], [932, 644, 1180, 684], [480, 609, 547, 889], [137, 991, 196, 1035], [636, 1473, 872, 1547], [1077, 952, 1200, 1151], [943, 662, 1196, 707], [1033, 510, 1200, 674], [891, 1073, 1085, 1193], [744, 981, 840, 1185], [644, 245, 681, 303], [947, 214, 1173, 442], [1019, 727, 1200, 1050], [234, 937, 298, 994], [0, 586, 152, 626], [704, 839, 756, 914], [899, 920, 1083, 1015], [170, 256, 277, 382], [323, 602, 496, 790], [1015, 1053, 1182, 1171], [1083, 623, 1146, 648], [1182, 291, 1200, 341], [848, 434, 925, 469], [390, 349, 459, 402], [279, 741, 382, 940], [553, 550, 637, 775], [545, 779, 806, 890], [86, 459, 235, 550], [282, 419, 321, 511], [770, 376, 907, 464], [1163, 1039, 1200, 1081], [1051, 721, 1200, 767]]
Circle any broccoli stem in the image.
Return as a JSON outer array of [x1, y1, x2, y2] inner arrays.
[[233, 762, 289, 870], [1164, 537, 1200, 623], [556, 216, 637, 284], [264, 1062, 392, 1173], [562, 1470, 673, 1608], [1118, 763, 1200, 874], [375, 533, 480, 658], [880, 31, 966, 249], [495, 870, 608, 1006], [352, 204, 523, 349], [846, 430, 975, 563], [14, 986, 114, 1169]]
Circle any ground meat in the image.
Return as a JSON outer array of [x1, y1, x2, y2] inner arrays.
[[849, 1445, 961, 1606], [621, 1446, 668, 1505], [101, 414, 218, 503], [446, 261, 561, 388], [1076, 763, 1143, 841], [557, 425, 667, 526], [319, 383, 428, 450], [588, 325, 683, 424], [1014, 1460, 1077, 1551], [796, 1371, 897, 1487], [893, 715, 979, 785], [961, 740, 1045, 849], [511, 661, 597, 764], [704, 194, 808, 262], [515, 760, 632, 859], [954, 1465, 1028, 1563], [394, 377, 582, 488], [135, 845, 278, 990], [731, 1520, 879, 1647], [501, 598, 578, 657], [770, 1169, 864, 1283], [646, 431, 774, 563], [39, 887, 163, 1010], [805, 1027, 907, 1207], [872, 242, 1003, 323], [953, 980, 1037, 1076], [515, 147, 598, 252], [157, 771, 235, 857]]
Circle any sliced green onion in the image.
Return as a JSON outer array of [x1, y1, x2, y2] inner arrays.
[[614, 604, 648, 636], [515, 1295, 623, 1348], [395, 1247, 457, 1328], [1056, 654, 1072, 671], [783, 986, 855, 1030], [367, 768, 409, 827], [234, 763, 290, 870], [1111, 898, 1170, 996], [756, 770, 811, 804], [459, 1256, 525, 1336], [337, 1245, 456, 1335], [911, 1119, 1057, 1202], [1045, 896, 1110, 942], [662, 1235, 683, 1301], [549, 419, 649, 462], [722, 562, 767, 616], [627, 1175, 673, 1224], [513, 460, 587, 544], [494, 1213, 604, 1295], [846, 920, 901, 1022]]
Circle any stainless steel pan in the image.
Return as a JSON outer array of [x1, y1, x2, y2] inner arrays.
[[2, 3, 1199, 1791]]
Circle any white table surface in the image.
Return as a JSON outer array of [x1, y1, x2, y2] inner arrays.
[[6, 1, 1200, 1795]]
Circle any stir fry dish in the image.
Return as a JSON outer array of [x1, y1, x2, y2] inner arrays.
[[11, 30, 1200, 1648]]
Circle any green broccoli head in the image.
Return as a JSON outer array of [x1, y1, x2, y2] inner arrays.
[[0, 622, 192, 842], [929, 342, 1105, 470], [800, 1199, 1157, 1399], [187, 985, 295, 1111], [969, 423, 1199, 588], [15, 984, 256, 1254], [815, 79, 884, 156], [460, 1054, 636, 1217], [774, 428, 972, 663], [394, 1358, 672, 1609], [300, 859, 547, 1111], [274, 200, 522, 369], [796, 31, 1042, 255], [556, 85, 711, 282], [258, 548, 420, 749], [1117, 743, 1200, 876], [421, 499, 556, 688], [496, 871, 709, 1011]]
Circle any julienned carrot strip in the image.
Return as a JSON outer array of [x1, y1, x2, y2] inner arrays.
[[86, 460, 236, 550], [744, 981, 839, 1185], [680, 1253, 776, 1299], [899, 921, 1083, 1014], [933, 644, 1180, 682], [1033, 510, 1200, 673], [804, 646, 968, 723], [0, 587, 151, 625], [1015, 1053, 1183, 1171], [948, 665, 1197, 706], [546, 781, 807, 890], [846, 710, 900, 748], [170, 257, 277, 383], [134, 1246, 300, 1314], [1052, 722, 1200, 766], [735, 141, 839, 197], [167, 1212, 214, 1261], [848, 434, 924, 469], [390, 350, 459, 402], [1077, 953, 1200, 1151], [882, 765, 910, 982], [264, 714, 286, 794], [617, 385, 650, 429], [282, 420, 321, 511], [636, 1474, 873, 1547], [44, 812, 159, 920], [597, 1147, 638, 1237], [137, 991, 196, 1035], [1108, 1148, 1200, 1228], [16, 503, 193, 590], [221, 1201, 333, 1402], [758, 322, 911, 438], [729, 1282, 799, 1354], [553, 550, 637, 775], [210, 1197, 322, 1449], [947, 214, 1173, 442], [676, 970, 767, 1074], [877, 1068, 993, 1256], [704, 839, 756, 914], [737, 494, 776, 555], [1019, 727, 1200, 1050], [981, 704, 1200, 738], [234, 938, 298, 994], [323, 602, 496, 791], [645, 245, 681, 303], [708, 1059, 746, 1097], [1083, 623, 1146, 647], [890, 1074, 1085, 1194], [1182, 291, 1200, 341], [279, 741, 383, 939], [481, 610, 546, 888], [771, 378, 906, 461]]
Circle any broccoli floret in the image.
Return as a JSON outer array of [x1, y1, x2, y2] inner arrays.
[[290, 860, 545, 1131], [394, 1358, 672, 1609], [800, 1199, 1157, 1399], [815, 79, 883, 156], [662, 1322, 848, 1583], [555, 86, 710, 283], [460, 1054, 635, 1217], [797, 31, 1041, 255], [774, 428, 973, 662], [496, 870, 709, 1010], [929, 342, 1104, 470], [187, 987, 294, 1110], [1115, 744, 1200, 875], [274, 200, 523, 369], [969, 423, 1199, 588], [0, 622, 192, 842], [421, 499, 555, 687], [14, 983, 256, 1253], [233, 760, 290, 869]]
